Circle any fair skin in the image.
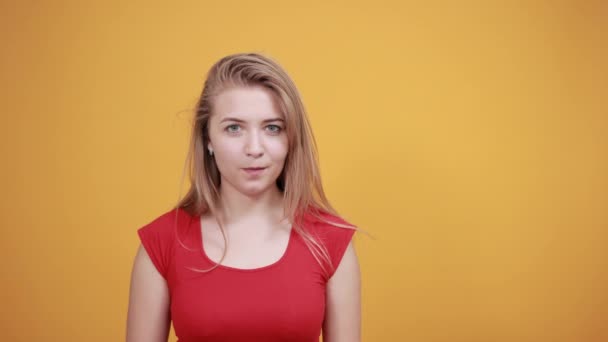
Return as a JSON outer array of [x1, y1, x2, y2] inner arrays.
[[202, 85, 291, 267], [126, 85, 360, 341]]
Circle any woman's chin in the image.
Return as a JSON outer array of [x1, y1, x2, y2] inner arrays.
[[238, 184, 273, 197]]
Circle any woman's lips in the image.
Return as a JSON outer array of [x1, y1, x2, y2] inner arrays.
[[242, 167, 266, 176]]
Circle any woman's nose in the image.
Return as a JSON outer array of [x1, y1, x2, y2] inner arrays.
[[245, 131, 264, 157]]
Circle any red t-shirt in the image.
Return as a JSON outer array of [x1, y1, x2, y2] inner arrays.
[[137, 207, 356, 342]]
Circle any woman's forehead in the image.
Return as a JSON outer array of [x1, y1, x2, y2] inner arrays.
[[214, 86, 283, 121]]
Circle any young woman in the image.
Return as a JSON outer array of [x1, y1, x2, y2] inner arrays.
[[126, 53, 360, 342]]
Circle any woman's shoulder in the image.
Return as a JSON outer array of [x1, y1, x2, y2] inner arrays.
[[302, 207, 357, 238], [304, 207, 354, 225], [136, 207, 195, 280], [300, 207, 357, 277], [137, 207, 195, 240]]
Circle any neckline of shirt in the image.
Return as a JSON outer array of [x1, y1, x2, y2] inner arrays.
[[193, 214, 295, 272]]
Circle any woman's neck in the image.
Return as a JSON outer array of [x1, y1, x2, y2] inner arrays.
[[218, 183, 285, 225]]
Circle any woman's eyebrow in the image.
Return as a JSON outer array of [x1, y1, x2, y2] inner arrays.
[[220, 117, 285, 123]]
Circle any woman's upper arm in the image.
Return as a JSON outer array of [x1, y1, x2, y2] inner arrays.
[[323, 241, 361, 342], [126, 244, 171, 342]]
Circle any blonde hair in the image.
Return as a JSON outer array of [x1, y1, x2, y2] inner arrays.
[[174, 52, 356, 275]]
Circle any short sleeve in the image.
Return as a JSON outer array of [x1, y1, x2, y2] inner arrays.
[[309, 211, 357, 280], [326, 226, 356, 279], [137, 210, 178, 280]]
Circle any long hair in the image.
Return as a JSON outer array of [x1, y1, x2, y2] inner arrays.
[[174, 52, 356, 275]]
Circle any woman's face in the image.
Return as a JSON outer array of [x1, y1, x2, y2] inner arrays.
[[207, 85, 288, 197]]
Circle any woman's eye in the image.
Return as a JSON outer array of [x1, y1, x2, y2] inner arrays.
[[267, 125, 282, 133], [225, 124, 240, 133]]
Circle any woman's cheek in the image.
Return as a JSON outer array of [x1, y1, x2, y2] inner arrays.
[[269, 136, 289, 158]]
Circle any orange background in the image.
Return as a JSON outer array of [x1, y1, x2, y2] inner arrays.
[[1, 1, 606, 341]]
